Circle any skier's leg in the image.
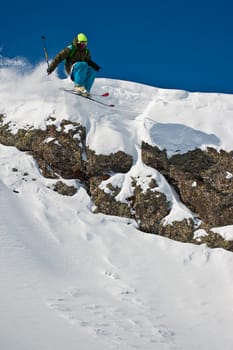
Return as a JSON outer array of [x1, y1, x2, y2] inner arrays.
[[71, 62, 88, 86], [84, 66, 97, 92]]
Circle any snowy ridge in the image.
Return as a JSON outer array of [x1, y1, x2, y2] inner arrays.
[[1, 62, 233, 349]]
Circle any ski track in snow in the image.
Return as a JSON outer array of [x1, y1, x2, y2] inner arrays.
[[46, 270, 176, 350]]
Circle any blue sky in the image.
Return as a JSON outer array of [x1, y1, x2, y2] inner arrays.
[[1, 0, 233, 93]]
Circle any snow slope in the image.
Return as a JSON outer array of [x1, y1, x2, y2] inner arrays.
[[1, 63, 233, 349]]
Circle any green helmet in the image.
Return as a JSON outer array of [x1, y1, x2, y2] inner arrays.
[[77, 33, 88, 43]]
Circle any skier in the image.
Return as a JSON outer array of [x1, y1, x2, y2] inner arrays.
[[47, 33, 101, 97]]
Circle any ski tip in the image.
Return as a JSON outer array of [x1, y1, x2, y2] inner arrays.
[[102, 92, 109, 97], [109, 104, 115, 107]]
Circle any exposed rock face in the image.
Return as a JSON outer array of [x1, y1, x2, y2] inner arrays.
[[158, 219, 194, 243], [141, 141, 169, 175], [53, 181, 77, 196], [1, 114, 233, 252], [86, 148, 133, 176], [0, 119, 86, 179], [91, 176, 171, 234], [132, 180, 170, 234], [0, 117, 133, 181], [142, 142, 233, 228], [196, 229, 233, 251], [90, 174, 196, 244], [90, 176, 132, 218], [170, 149, 233, 226]]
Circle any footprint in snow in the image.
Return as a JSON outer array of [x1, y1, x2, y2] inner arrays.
[[46, 285, 176, 349]]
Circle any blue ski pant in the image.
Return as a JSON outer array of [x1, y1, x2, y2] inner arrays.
[[70, 62, 96, 92]]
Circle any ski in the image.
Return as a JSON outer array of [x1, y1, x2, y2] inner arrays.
[[63, 89, 114, 107]]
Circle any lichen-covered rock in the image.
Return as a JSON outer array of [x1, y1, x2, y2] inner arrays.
[[201, 232, 233, 251], [53, 181, 77, 196], [0, 118, 86, 179], [142, 142, 233, 228], [0, 116, 19, 146], [142, 141, 169, 175], [168, 148, 233, 226], [36, 134, 84, 179], [194, 227, 233, 252], [86, 148, 133, 176], [90, 175, 170, 235], [90, 176, 132, 217], [158, 219, 194, 242], [131, 182, 170, 234]]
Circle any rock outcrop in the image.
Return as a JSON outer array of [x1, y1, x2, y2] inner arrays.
[[1, 114, 233, 252], [142, 142, 233, 227]]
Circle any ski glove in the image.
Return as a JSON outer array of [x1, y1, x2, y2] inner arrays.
[[88, 61, 101, 71], [94, 64, 101, 72], [47, 66, 53, 75]]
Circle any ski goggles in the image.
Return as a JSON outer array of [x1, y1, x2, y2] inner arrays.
[[78, 41, 88, 46]]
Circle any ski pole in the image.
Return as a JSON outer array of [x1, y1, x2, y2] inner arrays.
[[41, 35, 50, 68]]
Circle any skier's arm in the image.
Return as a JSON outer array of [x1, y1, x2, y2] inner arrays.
[[87, 59, 101, 71], [85, 50, 101, 71], [47, 47, 71, 74]]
